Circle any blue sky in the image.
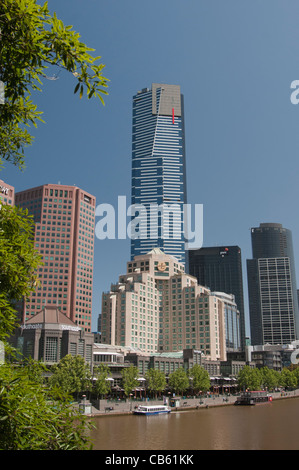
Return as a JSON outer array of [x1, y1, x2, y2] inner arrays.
[[3, 0, 299, 334]]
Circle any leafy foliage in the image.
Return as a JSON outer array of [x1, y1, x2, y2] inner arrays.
[[145, 368, 166, 397], [0, 0, 109, 451], [0, 204, 42, 341], [0, 0, 108, 168], [237, 365, 262, 391], [49, 354, 91, 396], [188, 364, 211, 393], [0, 361, 93, 450], [237, 365, 299, 391], [121, 365, 139, 397], [260, 366, 280, 390], [93, 364, 112, 398], [280, 367, 297, 389], [168, 367, 190, 395], [290, 365, 299, 387]]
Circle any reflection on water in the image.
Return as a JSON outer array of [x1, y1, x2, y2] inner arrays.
[[89, 397, 299, 450]]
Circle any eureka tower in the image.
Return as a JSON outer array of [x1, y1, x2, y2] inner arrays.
[[130, 83, 187, 264]]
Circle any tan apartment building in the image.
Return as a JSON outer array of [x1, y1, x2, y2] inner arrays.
[[100, 248, 227, 361]]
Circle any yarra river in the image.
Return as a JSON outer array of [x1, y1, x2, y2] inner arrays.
[[89, 395, 299, 451]]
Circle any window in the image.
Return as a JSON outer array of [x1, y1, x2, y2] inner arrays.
[[45, 336, 58, 362]]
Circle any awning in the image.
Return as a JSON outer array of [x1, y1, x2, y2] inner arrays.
[[93, 351, 123, 356]]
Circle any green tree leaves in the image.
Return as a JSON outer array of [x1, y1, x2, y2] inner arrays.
[[121, 365, 139, 397], [189, 364, 211, 393], [260, 366, 280, 390], [168, 368, 190, 396], [145, 368, 167, 398], [49, 354, 91, 397], [0, 204, 42, 341], [237, 365, 262, 391], [93, 364, 112, 398], [0, 1, 108, 450], [0, 361, 93, 450], [280, 368, 297, 389], [0, 0, 108, 168], [167, 365, 211, 396], [237, 365, 299, 391]]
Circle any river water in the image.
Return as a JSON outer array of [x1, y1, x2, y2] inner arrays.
[[89, 396, 299, 451]]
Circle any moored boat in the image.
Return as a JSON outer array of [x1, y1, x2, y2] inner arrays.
[[234, 390, 272, 406], [133, 405, 171, 415]]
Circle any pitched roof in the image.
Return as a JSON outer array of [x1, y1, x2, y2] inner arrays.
[[147, 248, 165, 255], [25, 306, 77, 327]]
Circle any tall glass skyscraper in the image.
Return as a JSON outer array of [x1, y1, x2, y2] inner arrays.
[[247, 223, 299, 345], [130, 83, 187, 264], [188, 246, 246, 351]]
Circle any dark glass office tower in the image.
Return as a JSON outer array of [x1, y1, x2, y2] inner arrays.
[[131, 83, 187, 264], [188, 246, 246, 350], [247, 223, 299, 345]]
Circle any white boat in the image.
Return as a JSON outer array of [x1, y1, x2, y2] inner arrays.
[[133, 405, 171, 415]]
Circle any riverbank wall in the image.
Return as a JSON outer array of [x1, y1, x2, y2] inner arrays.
[[82, 389, 299, 417]]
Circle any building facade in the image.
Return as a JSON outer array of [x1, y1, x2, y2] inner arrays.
[[131, 84, 187, 265], [213, 292, 241, 352], [126, 349, 203, 377], [247, 223, 299, 345], [0, 178, 14, 206], [15, 183, 96, 331], [10, 306, 94, 366], [188, 246, 246, 350], [100, 249, 227, 362]]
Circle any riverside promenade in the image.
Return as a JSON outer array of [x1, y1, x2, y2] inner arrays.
[[83, 388, 299, 417]]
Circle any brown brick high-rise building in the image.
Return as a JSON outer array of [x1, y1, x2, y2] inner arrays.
[[15, 184, 96, 331]]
